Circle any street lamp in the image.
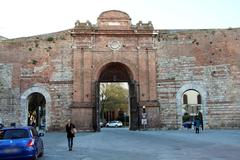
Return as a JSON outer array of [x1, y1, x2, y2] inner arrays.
[[38, 106, 41, 131], [124, 112, 127, 126], [142, 106, 147, 130]]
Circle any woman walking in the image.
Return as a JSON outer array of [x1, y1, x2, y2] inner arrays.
[[66, 119, 76, 151]]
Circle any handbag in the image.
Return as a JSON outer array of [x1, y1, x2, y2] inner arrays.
[[71, 128, 77, 134]]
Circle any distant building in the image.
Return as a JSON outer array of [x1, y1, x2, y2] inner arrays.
[[0, 10, 240, 131]]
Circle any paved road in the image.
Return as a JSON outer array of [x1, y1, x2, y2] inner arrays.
[[40, 128, 240, 160]]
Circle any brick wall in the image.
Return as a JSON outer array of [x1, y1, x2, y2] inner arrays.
[[0, 31, 74, 130], [156, 29, 240, 129]]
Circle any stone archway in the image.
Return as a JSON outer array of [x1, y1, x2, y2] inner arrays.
[[20, 86, 51, 130], [176, 84, 208, 129], [27, 93, 46, 129], [93, 62, 140, 131], [93, 56, 137, 82], [97, 62, 134, 82], [71, 10, 158, 131]]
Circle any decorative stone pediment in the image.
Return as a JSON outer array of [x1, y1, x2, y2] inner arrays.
[[72, 10, 154, 35], [97, 10, 131, 30]]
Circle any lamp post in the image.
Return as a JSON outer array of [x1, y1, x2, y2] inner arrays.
[[142, 106, 147, 130], [124, 112, 127, 126], [38, 106, 41, 131]]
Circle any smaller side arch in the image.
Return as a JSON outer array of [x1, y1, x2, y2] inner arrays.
[[176, 84, 208, 129], [20, 86, 51, 130]]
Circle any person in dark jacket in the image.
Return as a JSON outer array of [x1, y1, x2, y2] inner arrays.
[[198, 111, 204, 130], [195, 117, 201, 134], [66, 119, 76, 151]]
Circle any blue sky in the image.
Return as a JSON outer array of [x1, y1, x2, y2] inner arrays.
[[1, 0, 240, 38]]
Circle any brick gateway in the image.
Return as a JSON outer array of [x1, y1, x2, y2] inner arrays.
[[0, 10, 239, 131]]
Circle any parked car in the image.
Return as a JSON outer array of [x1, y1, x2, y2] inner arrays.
[[0, 126, 44, 160], [100, 121, 105, 127], [106, 121, 123, 127]]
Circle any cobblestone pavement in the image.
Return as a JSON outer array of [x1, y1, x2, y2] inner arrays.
[[39, 128, 240, 160]]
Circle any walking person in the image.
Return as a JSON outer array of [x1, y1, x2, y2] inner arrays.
[[198, 111, 204, 130], [195, 117, 201, 134], [66, 119, 76, 151]]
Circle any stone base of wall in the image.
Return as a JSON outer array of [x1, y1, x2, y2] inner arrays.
[[145, 106, 161, 129], [71, 107, 94, 131]]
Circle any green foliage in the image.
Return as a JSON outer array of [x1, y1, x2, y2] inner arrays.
[[100, 83, 128, 118], [182, 112, 190, 122], [28, 48, 32, 51], [47, 36, 54, 42], [31, 59, 37, 65]]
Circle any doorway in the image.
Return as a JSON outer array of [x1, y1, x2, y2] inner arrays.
[[182, 90, 202, 129], [94, 62, 140, 131], [99, 82, 129, 127], [27, 93, 46, 130]]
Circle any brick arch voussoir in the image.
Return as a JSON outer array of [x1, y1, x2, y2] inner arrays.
[[93, 56, 137, 81]]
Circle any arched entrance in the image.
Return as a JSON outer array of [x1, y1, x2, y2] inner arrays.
[[182, 90, 202, 129], [21, 86, 51, 130], [27, 93, 46, 130], [94, 62, 140, 131], [176, 84, 208, 129]]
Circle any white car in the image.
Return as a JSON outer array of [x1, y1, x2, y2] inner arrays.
[[106, 121, 123, 127]]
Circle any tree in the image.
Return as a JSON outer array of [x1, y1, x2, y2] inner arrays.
[[100, 83, 128, 121]]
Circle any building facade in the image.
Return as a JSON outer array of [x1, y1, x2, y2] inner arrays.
[[0, 10, 240, 131]]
